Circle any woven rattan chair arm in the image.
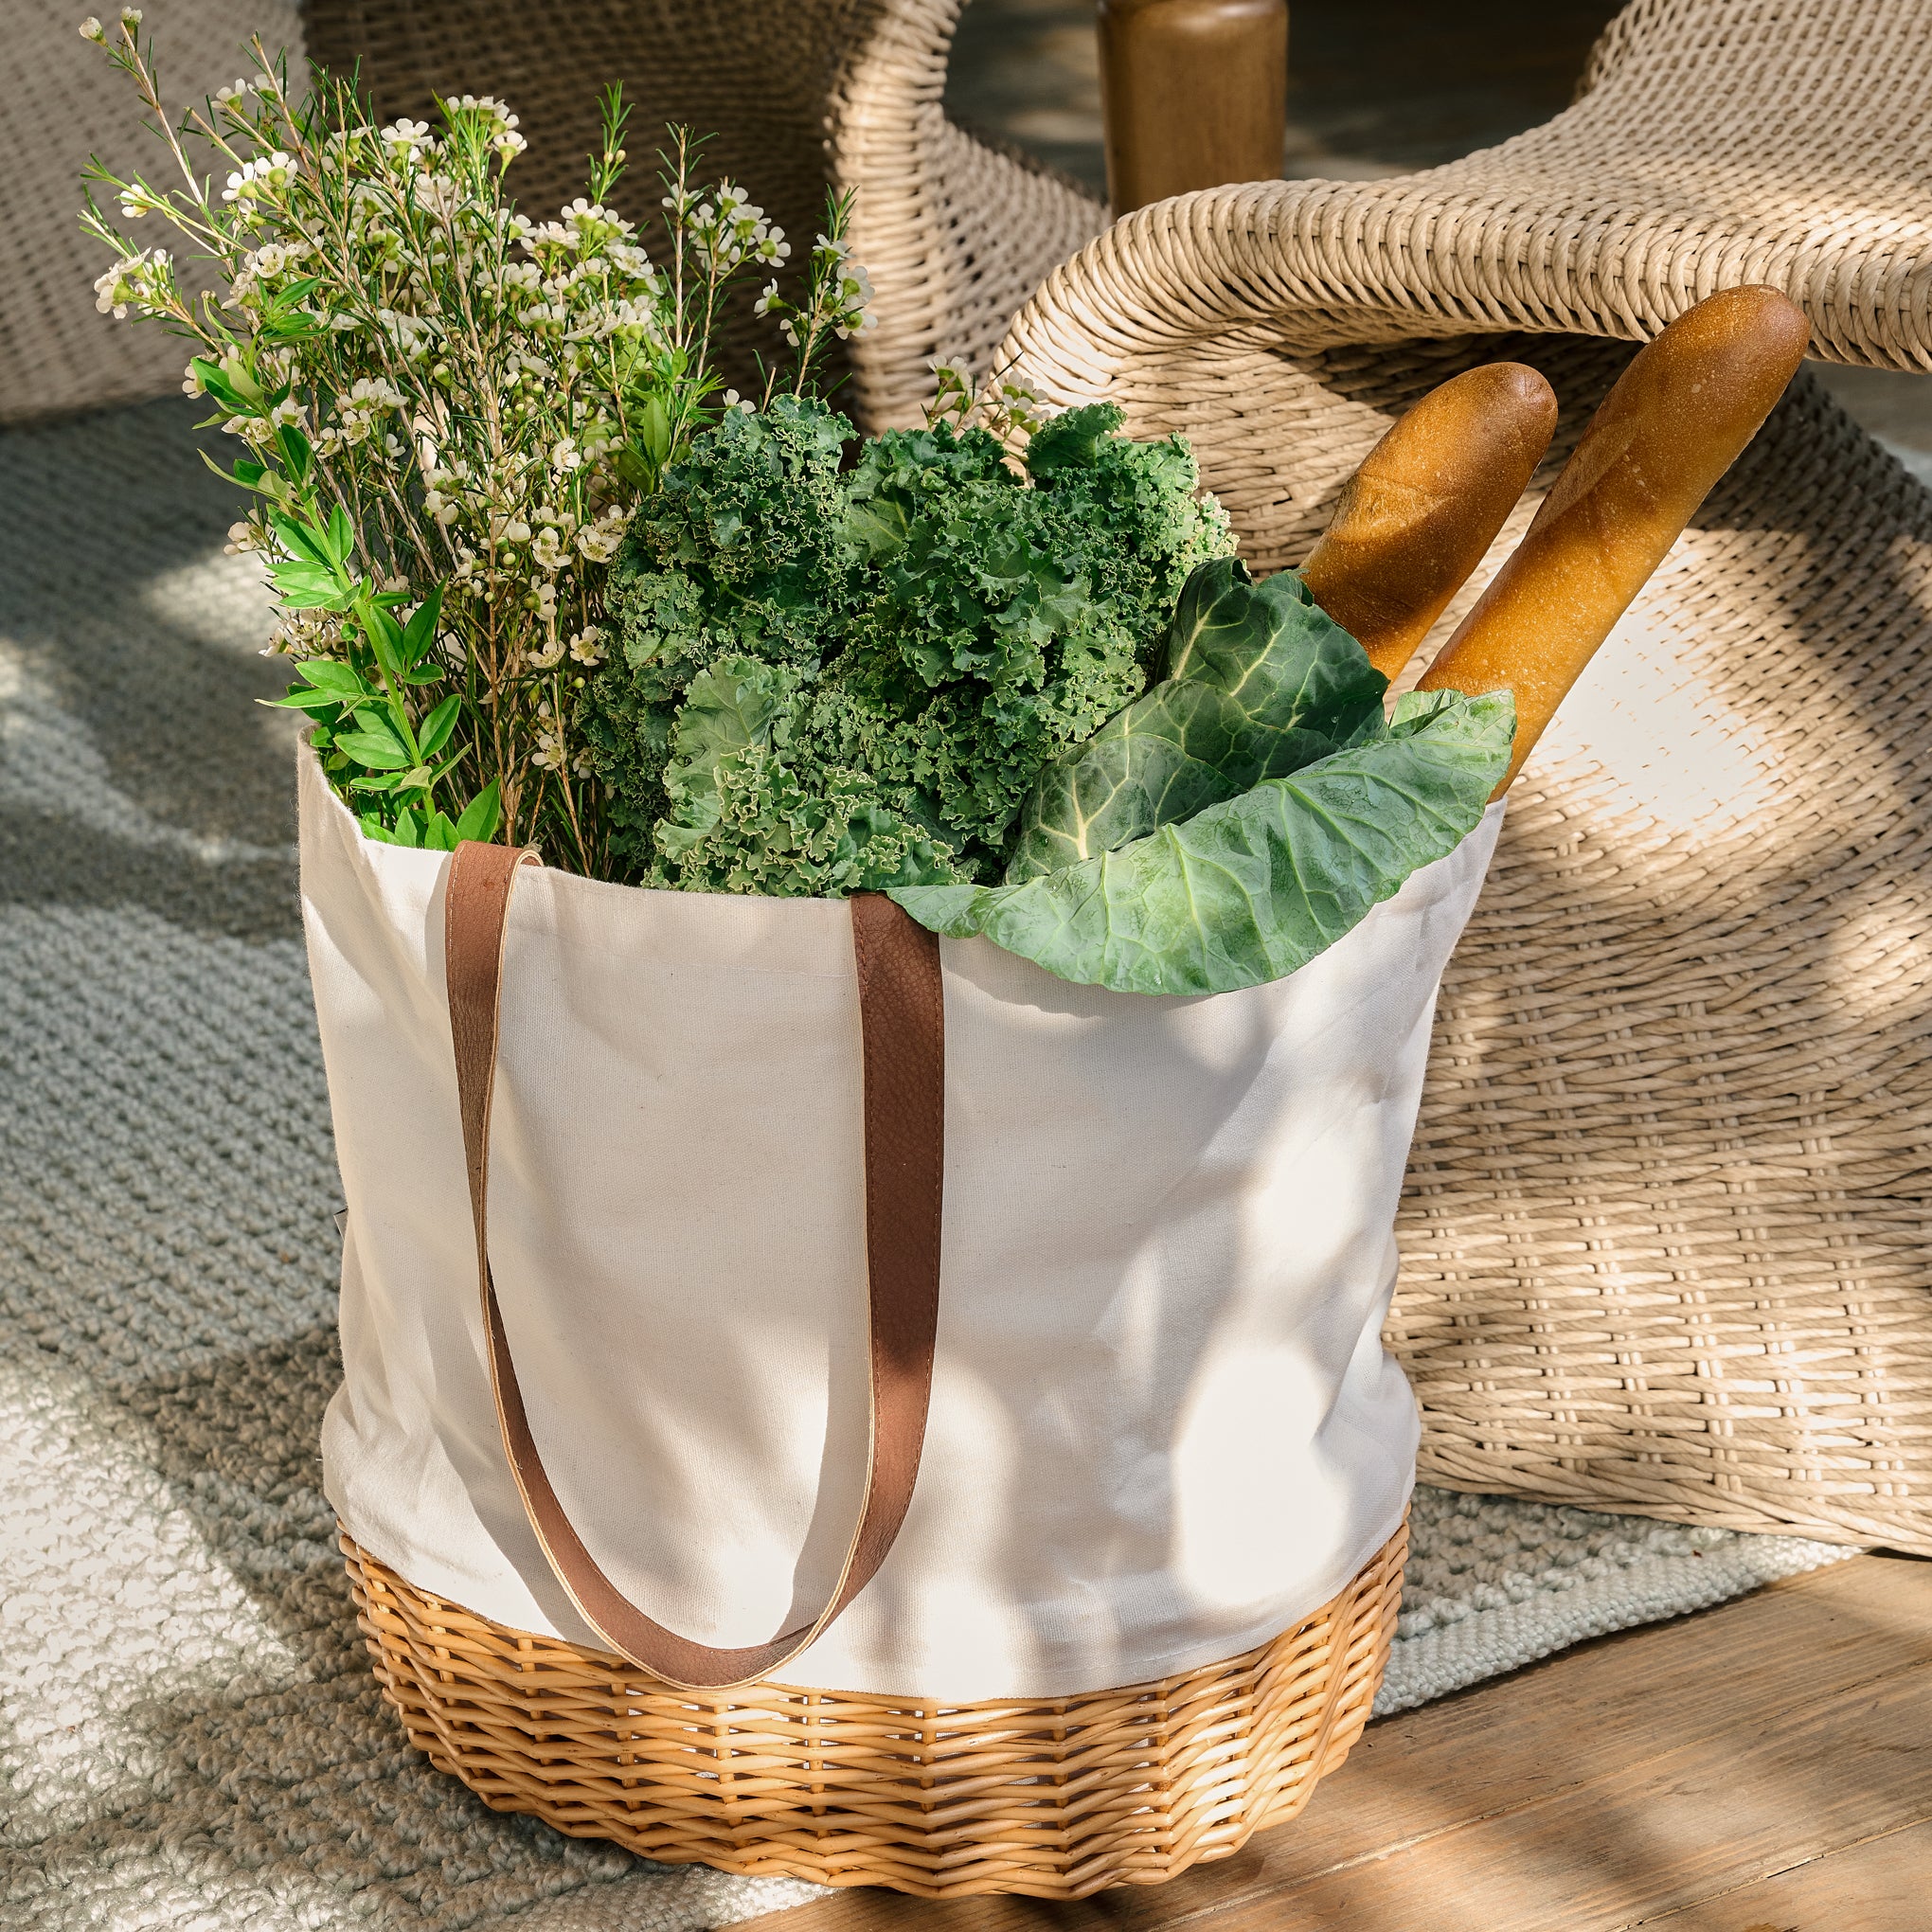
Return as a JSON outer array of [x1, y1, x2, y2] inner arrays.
[[1001, 0, 1932, 408]]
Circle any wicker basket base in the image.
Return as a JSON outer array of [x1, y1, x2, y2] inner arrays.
[[342, 1520, 1404, 1900]]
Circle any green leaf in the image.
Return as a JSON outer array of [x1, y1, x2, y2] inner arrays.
[[326, 504, 355, 568], [402, 585, 445, 667], [455, 780, 501, 844], [363, 604, 407, 683], [422, 811, 461, 851], [357, 813, 396, 844], [267, 559, 352, 611], [190, 357, 259, 417], [267, 510, 340, 574], [263, 687, 347, 715], [333, 724, 412, 771], [1006, 558, 1386, 882], [391, 809, 422, 849], [275, 422, 313, 485], [638, 392, 671, 469], [655, 654, 800, 856], [293, 659, 370, 696], [416, 693, 462, 761], [890, 689, 1514, 995]]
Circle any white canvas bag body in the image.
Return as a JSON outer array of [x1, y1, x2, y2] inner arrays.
[[303, 747, 1503, 1701]]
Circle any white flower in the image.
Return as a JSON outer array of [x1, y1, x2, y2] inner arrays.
[[530, 527, 567, 571], [347, 375, 407, 409], [567, 626, 605, 665], [222, 151, 296, 204], [119, 7, 141, 24], [214, 79, 252, 107], [117, 181, 163, 220], [380, 118, 435, 168], [525, 638, 565, 671], [224, 519, 259, 555], [374, 307, 438, 357], [574, 510, 629, 563], [833, 259, 876, 336], [550, 437, 581, 474], [244, 240, 300, 279], [92, 247, 170, 318], [80, 18, 105, 44]]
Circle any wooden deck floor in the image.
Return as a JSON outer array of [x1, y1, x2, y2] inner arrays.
[[742, 1552, 1932, 1931]]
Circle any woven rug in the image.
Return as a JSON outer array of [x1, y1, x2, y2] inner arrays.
[[0, 400, 1850, 1928]]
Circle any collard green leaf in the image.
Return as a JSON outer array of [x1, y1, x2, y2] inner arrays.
[[891, 689, 1514, 994], [1006, 558, 1386, 881]]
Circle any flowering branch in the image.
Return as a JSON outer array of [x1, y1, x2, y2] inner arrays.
[[79, 15, 872, 870]]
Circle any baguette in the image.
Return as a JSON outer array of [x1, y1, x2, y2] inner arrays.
[[1417, 286, 1812, 791], [1299, 362, 1558, 680]]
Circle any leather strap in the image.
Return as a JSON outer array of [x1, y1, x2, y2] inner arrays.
[[443, 843, 944, 1690]]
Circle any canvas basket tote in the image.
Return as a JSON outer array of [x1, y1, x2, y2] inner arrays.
[[302, 744, 1502, 1705]]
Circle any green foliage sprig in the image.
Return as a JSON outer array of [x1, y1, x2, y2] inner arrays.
[[80, 11, 869, 867]]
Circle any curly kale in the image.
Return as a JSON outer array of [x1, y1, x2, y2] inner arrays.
[[580, 395, 1234, 894]]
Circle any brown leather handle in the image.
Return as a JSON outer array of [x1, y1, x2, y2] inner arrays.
[[443, 842, 944, 1690]]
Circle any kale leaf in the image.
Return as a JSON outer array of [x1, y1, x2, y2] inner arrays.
[[579, 396, 1234, 893]]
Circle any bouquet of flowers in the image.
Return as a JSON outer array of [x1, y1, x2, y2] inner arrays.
[[82, 9, 868, 871], [83, 11, 1516, 994]]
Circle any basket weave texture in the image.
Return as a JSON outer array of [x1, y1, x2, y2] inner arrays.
[[1001, 0, 1932, 1555], [341, 1522, 1405, 1899]]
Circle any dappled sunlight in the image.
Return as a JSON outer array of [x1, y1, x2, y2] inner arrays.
[[0, 1353, 306, 1847], [137, 546, 277, 658], [1533, 595, 1786, 847]]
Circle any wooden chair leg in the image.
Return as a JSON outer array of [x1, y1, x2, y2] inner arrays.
[[1097, 0, 1288, 214]]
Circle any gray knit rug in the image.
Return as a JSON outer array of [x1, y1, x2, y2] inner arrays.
[[0, 400, 1850, 1931]]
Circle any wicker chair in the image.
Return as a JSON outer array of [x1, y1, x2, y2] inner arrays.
[[1003, 0, 1932, 1553]]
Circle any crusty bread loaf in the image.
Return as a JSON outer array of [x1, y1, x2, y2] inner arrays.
[[1299, 362, 1557, 680], [1417, 286, 1812, 790]]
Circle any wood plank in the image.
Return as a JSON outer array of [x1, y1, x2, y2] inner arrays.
[[1192, 1654, 1932, 1930], [1632, 1816, 1932, 1928], [741, 1553, 1932, 1932]]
